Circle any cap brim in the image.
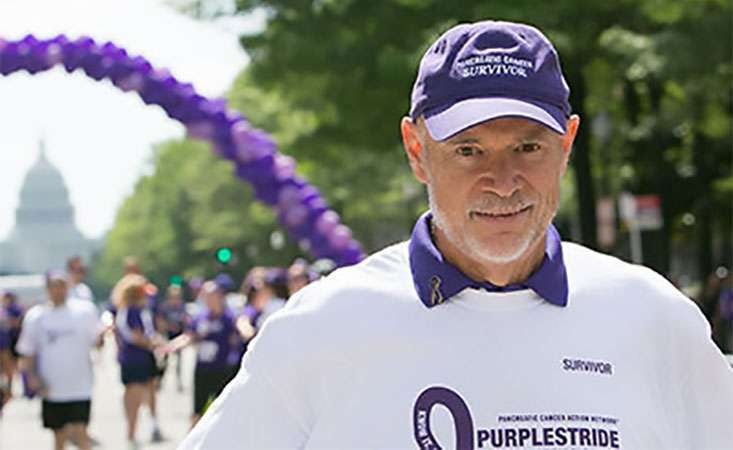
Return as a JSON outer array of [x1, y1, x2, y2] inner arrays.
[[423, 97, 567, 141]]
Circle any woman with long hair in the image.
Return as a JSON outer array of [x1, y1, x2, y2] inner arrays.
[[111, 274, 162, 450]]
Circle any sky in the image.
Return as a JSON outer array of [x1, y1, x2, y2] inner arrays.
[[0, 0, 265, 239]]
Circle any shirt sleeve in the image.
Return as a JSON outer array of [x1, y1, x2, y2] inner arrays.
[[83, 284, 95, 303], [85, 305, 102, 345], [179, 296, 313, 449], [179, 364, 310, 449], [14, 307, 39, 357], [672, 296, 733, 449]]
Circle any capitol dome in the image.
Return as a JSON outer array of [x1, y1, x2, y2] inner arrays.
[[0, 141, 94, 274], [18, 147, 73, 210]]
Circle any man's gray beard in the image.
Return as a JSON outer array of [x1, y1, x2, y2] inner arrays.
[[427, 186, 536, 264]]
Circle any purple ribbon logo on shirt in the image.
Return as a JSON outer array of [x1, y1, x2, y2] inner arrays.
[[413, 386, 474, 450]]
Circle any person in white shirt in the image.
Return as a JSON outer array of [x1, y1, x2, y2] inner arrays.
[[66, 256, 95, 304], [16, 270, 102, 450], [181, 20, 733, 450]]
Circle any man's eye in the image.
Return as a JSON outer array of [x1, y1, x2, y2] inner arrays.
[[456, 146, 480, 157], [518, 142, 541, 153]]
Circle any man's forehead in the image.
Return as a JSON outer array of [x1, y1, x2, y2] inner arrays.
[[48, 278, 67, 287], [446, 117, 555, 143]]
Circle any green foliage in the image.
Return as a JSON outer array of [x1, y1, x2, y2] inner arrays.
[[92, 133, 301, 291]]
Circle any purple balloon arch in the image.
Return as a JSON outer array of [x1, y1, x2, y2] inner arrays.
[[0, 35, 364, 267]]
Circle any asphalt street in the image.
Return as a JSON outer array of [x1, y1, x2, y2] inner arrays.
[[0, 338, 198, 450]]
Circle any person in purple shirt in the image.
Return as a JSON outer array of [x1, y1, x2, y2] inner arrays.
[[0, 305, 10, 413], [112, 274, 164, 449], [159, 279, 244, 426], [156, 284, 189, 392], [0, 291, 23, 396]]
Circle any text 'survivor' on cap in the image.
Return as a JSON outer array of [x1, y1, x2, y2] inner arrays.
[[410, 20, 571, 141]]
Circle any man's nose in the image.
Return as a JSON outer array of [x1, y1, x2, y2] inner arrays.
[[478, 153, 520, 197]]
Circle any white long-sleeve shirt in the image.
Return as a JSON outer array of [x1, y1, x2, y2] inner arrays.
[[180, 242, 733, 450]]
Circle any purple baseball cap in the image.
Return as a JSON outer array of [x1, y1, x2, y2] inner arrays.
[[45, 269, 67, 284], [410, 20, 571, 141]]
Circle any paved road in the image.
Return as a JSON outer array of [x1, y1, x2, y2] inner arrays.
[[0, 337, 199, 450]]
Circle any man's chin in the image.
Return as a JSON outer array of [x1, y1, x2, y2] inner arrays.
[[467, 237, 533, 264]]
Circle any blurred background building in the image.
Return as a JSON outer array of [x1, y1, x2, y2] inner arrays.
[[0, 141, 99, 275]]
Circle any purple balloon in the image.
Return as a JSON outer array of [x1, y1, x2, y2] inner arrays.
[[298, 185, 320, 204], [234, 154, 275, 185], [51, 35, 69, 45], [0, 43, 20, 75], [26, 41, 51, 74], [150, 67, 172, 82], [285, 204, 309, 227], [339, 243, 364, 265], [232, 126, 276, 163], [305, 196, 328, 216], [329, 224, 352, 250], [130, 55, 152, 76], [115, 71, 144, 92], [18, 35, 37, 57], [186, 120, 215, 140], [200, 98, 227, 120], [80, 46, 109, 80], [44, 42, 63, 66], [315, 210, 340, 235], [175, 82, 196, 99], [231, 120, 256, 162], [278, 184, 302, 208], [274, 154, 296, 181], [250, 178, 280, 205], [180, 94, 208, 121], [100, 41, 120, 56]]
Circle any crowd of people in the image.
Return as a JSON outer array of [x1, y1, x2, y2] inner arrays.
[[4, 251, 730, 449], [0, 255, 327, 450]]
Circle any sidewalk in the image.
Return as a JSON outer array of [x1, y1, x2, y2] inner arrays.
[[0, 338, 198, 450]]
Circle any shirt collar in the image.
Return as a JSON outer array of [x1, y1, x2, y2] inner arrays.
[[408, 211, 568, 308]]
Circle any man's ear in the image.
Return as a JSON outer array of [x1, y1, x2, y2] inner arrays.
[[560, 114, 580, 174], [400, 117, 428, 184]]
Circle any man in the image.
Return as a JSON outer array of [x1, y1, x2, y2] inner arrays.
[[65, 256, 104, 448], [181, 21, 733, 450], [15, 270, 102, 450], [66, 256, 94, 304]]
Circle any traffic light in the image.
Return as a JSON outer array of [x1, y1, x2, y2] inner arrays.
[[215, 247, 234, 265]]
